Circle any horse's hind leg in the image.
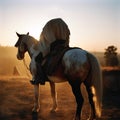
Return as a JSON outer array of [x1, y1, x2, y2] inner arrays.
[[69, 80, 83, 120], [84, 82, 96, 120], [49, 82, 57, 112]]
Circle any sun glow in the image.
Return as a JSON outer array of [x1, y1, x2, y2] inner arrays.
[[29, 26, 41, 40], [1, 0, 119, 52]]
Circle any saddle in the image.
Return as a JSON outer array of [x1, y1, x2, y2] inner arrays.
[[35, 40, 80, 76], [43, 40, 70, 76]]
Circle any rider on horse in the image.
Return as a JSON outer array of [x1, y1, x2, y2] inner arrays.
[[30, 18, 70, 85]]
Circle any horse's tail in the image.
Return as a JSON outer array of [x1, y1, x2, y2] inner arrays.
[[87, 52, 102, 118]]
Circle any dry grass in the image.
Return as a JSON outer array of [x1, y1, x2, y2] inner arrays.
[[0, 78, 89, 120], [0, 77, 120, 120], [0, 78, 33, 120]]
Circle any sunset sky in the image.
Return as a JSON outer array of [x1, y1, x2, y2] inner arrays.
[[0, 0, 120, 52]]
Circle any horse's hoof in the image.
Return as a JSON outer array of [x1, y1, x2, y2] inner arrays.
[[87, 116, 96, 120], [50, 110, 56, 113], [50, 104, 57, 113], [32, 108, 40, 113], [50, 108, 57, 113], [87, 118, 96, 120], [73, 118, 80, 120], [73, 117, 80, 120]]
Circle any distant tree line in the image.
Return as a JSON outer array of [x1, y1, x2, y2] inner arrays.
[[104, 45, 119, 66]]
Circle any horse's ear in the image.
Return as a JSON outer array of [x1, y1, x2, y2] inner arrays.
[[27, 32, 29, 36], [16, 32, 20, 37]]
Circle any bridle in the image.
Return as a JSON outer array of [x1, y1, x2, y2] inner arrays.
[[15, 35, 28, 60]]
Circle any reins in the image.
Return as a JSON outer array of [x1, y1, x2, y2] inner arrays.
[[23, 58, 32, 78], [23, 58, 30, 70]]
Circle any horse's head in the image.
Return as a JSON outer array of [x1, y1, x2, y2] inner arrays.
[[15, 32, 29, 60]]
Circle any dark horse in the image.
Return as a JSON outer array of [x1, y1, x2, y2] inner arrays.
[[15, 32, 102, 120]]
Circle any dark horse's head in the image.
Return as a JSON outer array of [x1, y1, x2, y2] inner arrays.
[[15, 32, 29, 60]]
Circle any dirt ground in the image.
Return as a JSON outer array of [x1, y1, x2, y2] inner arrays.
[[0, 76, 120, 120]]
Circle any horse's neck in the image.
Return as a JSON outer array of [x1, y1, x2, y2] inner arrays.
[[26, 36, 39, 58], [26, 36, 51, 59]]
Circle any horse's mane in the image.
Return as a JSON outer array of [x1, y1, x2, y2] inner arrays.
[[24, 35, 38, 51], [37, 18, 70, 57]]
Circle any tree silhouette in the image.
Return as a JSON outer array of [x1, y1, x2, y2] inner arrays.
[[104, 45, 119, 66]]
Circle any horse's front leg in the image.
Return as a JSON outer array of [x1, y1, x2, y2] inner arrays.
[[32, 84, 40, 112], [49, 82, 57, 112]]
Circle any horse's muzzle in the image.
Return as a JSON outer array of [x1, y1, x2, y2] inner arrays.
[[17, 53, 24, 60]]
